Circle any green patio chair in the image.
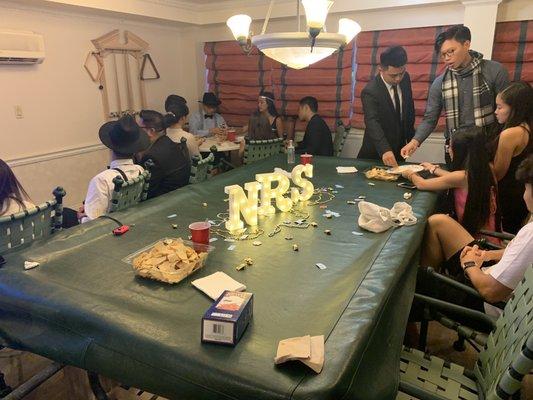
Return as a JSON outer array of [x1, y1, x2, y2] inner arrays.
[[243, 137, 284, 165], [190, 145, 217, 184], [0, 187, 66, 254], [109, 169, 150, 213], [333, 120, 350, 157], [398, 266, 533, 400]]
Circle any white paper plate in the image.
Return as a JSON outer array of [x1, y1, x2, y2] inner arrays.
[[387, 164, 424, 174]]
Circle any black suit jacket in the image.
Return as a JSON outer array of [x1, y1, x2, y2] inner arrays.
[[295, 114, 334, 156], [140, 135, 191, 199], [357, 72, 415, 161]]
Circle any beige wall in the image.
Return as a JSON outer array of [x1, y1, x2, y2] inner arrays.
[[0, 2, 188, 205]]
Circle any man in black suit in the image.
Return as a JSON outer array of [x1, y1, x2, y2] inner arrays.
[[138, 110, 191, 199], [357, 46, 415, 167], [295, 96, 334, 156]]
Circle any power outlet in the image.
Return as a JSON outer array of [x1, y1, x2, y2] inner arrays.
[[14, 105, 23, 119]]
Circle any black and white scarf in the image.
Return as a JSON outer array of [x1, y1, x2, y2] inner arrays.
[[441, 51, 495, 134]]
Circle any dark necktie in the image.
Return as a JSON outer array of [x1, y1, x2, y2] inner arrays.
[[392, 85, 401, 123], [204, 114, 213, 119]]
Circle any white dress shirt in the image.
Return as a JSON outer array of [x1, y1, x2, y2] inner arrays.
[[82, 159, 144, 222], [381, 74, 403, 115], [188, 111, 226, 137], [483, 219, 533, 316], [166, 127, 200, 158]]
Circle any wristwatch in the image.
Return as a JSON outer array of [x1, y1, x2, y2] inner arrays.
[[462, 260, 477, 270]]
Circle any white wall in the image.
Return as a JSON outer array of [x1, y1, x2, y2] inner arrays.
[[0, 2, 188, 205]]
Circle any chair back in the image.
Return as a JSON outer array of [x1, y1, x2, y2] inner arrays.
[[0, 187, 66, 254], [190, 146, 216, 184], [333, 120, 349, 157], [109, 170, 150, 213], [243, 137, 284, 165], [475, 266, 533, 398]]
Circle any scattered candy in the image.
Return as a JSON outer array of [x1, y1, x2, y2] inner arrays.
[[228, 245, 236, 251], [292, 244, 299, 251], [352, 231, 364, 236], [167, 214, 177, 219], [335, 184, 344, 189], [358, 195, 366, 199], [403, 192, 412, 200], [332, 190, 338, 194], [202, 203, 208, 207], [324, 214, 333, 219], [311, 222, 318, 227], [224, 238, 235, 242], [171, 224, 178, 229], [253, 241, 262, 246], [209, 237, 218, 242], [208, 220, 215, 225], [244, 257, 254, 265], [368, 183, 375, 186], [319, 205, 328, 209], [316, 263, 327, 270], [324, 230, 332, 235], [236, 257, 254, 271], [285, 236, 293, 240]]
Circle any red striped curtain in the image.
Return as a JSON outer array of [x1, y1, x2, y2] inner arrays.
[[205, 40, 354, 130], [492, 20, 533, 86], [205, 41, 275, 127], [351, 26, 447, 131]]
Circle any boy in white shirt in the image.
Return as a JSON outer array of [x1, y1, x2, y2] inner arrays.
[[80, 115, 150, 222]]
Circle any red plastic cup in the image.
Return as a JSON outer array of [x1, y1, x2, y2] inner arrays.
[[189, 221, 211, 245], [227, 129, 236, 142], [300, 153, 313, 165]]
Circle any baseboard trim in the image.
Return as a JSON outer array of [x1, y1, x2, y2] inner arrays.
[[7, 144, 107, 168]]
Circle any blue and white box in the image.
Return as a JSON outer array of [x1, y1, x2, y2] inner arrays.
[[201, 290, 253, 346]]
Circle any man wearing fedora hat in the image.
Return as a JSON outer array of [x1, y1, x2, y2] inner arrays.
[[189, 92, 227, 138], [80, 115, 150, 222]]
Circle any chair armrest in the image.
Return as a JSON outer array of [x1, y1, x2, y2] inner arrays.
[[414, 293, 497, 330], [399, 380, 450, 400], [424, 267, 483, 300], [479, 230, 515, 241]]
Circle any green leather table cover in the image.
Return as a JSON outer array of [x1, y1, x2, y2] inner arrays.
[[0, 156, 436, 400]]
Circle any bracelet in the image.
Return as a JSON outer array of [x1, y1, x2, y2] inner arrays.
[[431, 166, 439, 174], [463, 262, 478, 279]]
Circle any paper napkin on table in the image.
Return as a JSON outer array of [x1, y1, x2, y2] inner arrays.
[[336, 166, 358, 174], [192, 271, 246, 300], [274, 335, 325, 374]]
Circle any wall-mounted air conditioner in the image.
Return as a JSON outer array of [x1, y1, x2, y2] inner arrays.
[[0, 29, 45, 65]]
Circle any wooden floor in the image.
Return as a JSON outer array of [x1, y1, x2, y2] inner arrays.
[[1, 322, 531, 399]]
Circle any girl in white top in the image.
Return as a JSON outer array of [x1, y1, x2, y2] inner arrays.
[[164, 99, 201, 158], [0, 159, 35, 216]]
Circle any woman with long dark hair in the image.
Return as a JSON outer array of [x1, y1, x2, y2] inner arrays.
[[241, 91, 284, 139], [491, 81, 533, 233], [0, 159, 34, 216], [402, 127, 499, 241]]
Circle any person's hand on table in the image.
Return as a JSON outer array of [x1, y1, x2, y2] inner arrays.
[[77, 205, 87, 221], [401, 139, 420, 159], [197, 137, 206, 145], [381, 151, 398, 167], [401, 169, 418, 181]]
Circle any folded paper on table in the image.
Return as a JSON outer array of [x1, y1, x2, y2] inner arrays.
[[274, 335, 324, 374], [336, 166, 358, 174], [192, 271, 246, 300]]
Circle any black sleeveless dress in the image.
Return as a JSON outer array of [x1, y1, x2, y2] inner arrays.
[[498, 144, 531, 234]]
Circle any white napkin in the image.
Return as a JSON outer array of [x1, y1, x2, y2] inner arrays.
[[336, 166, 358, 174], [192, 271, 246, 300]]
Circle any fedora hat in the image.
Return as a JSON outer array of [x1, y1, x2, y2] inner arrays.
[[99, 115, 150, 155], [199, 92, 221, 106]]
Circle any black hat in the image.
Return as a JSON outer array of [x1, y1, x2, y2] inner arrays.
[[199, 92, 221, 106], [99, 115, 150, 155]]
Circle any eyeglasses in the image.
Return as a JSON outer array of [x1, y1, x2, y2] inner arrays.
[[441, 48, 456, 59]]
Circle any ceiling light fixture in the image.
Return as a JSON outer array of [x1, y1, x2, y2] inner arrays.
[[226, 0, 361, 70]]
